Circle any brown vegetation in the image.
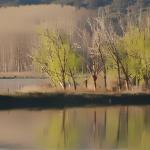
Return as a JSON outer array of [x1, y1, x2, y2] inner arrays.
[[0, 4, 95, 72]]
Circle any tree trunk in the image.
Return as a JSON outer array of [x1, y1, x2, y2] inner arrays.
[[72, 78, 77, 90], [94, 79, 97, 90], [115, 54, 130, 90], [125, 78, 130, 90], [93, 75, 97, 90], [63, 81, 66, 90], [62, 73, 66, 90], [69, 69, 77, 90], [117, 61, 121, 91], [103, 65, 107, 89], [137, 79, 140, 87], [85, 79, 88, 89], [145, 78, 149, 88], [132, 76, 136, 86], [120, 62, 130, 90]]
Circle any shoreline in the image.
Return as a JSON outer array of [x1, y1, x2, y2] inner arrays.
[[0, 93, 149, 110]]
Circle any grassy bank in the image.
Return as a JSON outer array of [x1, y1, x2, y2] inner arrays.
[[0, 72, 47, 79], [0, 92, 150, 110]]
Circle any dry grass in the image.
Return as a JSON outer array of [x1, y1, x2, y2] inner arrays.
[[17, 85, 150, 96], [0, 71, 45, 78]]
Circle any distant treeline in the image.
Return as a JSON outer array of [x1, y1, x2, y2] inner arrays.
[[0, 5, 92, 72], [0, 1, 150, 74], [0, 0, 150, 9]]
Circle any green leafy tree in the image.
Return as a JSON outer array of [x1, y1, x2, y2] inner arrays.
[[118, 25, 150, 88], [33, 28, 81, 90]]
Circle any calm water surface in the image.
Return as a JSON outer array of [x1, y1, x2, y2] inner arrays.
[[0, 106, 149, 150], [0, 79, 49, 93]]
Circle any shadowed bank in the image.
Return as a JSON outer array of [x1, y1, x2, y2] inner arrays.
[[0, 93, 150, 110]]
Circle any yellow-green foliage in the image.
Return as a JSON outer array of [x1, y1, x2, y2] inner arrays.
[[117, 25, 150, 80], [128, 107, 145, 149], [104, 108, 120, 148], [33, 28, 81, 87], [38, 112, 80, 150]]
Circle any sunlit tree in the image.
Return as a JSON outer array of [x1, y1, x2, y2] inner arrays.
[[118, 25, 150, 88], [33, 28, 81, 90]]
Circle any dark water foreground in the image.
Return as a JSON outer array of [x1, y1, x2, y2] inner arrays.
[[0, 93, 150, 110], [0, 106, 149, 150], [0, 93, 150, 149]]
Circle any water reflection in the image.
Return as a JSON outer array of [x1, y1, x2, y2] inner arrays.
[[0, 78, 49, 93], [0, 106, 149, 150], [38, 106, 150, 150]]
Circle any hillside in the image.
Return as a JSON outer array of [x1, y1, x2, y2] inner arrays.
[[0, 0, 150, 9]]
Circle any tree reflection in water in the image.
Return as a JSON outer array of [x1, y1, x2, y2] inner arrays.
[[38, 106, 150, 150]]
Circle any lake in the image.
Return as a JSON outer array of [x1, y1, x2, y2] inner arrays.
[[0, 106, 149, 150], [0, 78, 49, 93]]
